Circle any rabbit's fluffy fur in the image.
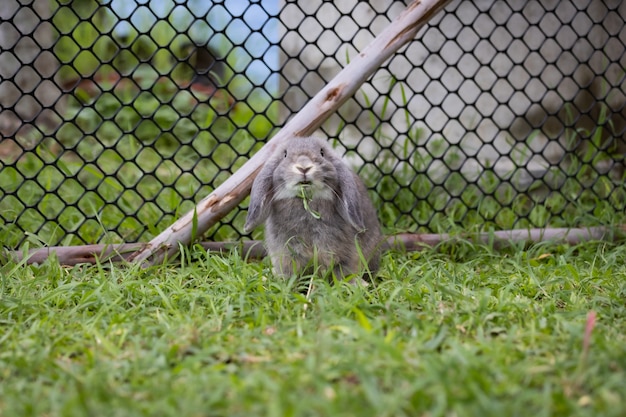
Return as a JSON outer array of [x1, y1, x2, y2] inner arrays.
[[244, 136, 382, 279]]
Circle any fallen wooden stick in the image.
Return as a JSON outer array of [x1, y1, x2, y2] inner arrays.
[[388, 226, 620, 251], [10, 227, 621, 266], [7, 241, 266, 266], [126, 0, 453, 267]]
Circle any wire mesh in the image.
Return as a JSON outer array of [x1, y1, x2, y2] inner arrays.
[[0, 0, 625, 249]]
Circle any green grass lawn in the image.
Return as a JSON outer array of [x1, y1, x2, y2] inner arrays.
[[1, 240, 625, 416]]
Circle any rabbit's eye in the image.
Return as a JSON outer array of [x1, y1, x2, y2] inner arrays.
[[283, 150, 287, 158], [320, 148, 325, 157]]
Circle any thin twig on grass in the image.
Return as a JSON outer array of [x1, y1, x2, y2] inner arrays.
[[9, 226, 621, 266]]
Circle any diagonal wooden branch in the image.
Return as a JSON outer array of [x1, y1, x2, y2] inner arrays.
[[127, 0, 452, 267]]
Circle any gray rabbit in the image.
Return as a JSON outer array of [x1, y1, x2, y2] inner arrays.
[[244, 136, 383, 280]]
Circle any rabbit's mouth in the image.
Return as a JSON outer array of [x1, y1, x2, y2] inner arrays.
[[276, 178, 333, 201], [296, 179, 330, 196]]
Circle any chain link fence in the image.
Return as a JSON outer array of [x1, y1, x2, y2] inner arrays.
[[1, 0, 625, 249]]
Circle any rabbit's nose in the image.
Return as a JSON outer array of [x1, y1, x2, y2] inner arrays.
[[295, 164, 312, 174], [294, 157, 315, 175]]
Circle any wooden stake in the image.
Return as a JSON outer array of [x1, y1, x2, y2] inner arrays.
[[126, 0, 453, 267]]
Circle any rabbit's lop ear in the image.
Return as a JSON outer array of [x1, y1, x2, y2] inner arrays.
[[244, 159, 277, 233], [335, 163, 367, 231]]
